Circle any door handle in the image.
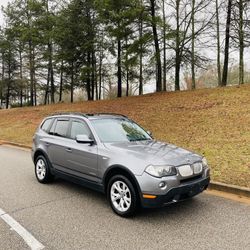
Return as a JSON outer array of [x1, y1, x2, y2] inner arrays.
[[65, 148, 72, 153], [45, 142, 50, 146]]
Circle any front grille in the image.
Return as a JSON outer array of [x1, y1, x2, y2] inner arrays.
[[180, 174, 202, 184]]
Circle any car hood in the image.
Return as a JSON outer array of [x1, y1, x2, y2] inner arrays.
[[103, 140, 202, 167]]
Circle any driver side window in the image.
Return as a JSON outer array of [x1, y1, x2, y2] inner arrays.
[[70, 120, 91, 140]]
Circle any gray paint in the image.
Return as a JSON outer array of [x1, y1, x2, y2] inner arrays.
[[32, 114, 210, 197]]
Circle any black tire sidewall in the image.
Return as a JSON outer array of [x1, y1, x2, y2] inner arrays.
[[107, 175, 137, 217]]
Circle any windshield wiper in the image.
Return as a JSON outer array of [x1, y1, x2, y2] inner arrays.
[[129, 138, 151, 142]]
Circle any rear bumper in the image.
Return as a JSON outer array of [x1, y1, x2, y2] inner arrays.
[[141, 177, 210, 208]]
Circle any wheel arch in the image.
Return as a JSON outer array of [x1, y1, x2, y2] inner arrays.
[[103, 165, 141, 197], [33, 149, 50, 166]]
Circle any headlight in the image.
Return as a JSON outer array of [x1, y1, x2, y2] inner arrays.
[[145, 165, 177, 178], [202, 157, 208, 167]]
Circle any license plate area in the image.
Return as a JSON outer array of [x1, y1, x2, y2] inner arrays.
[[178, 165, 193, 177]]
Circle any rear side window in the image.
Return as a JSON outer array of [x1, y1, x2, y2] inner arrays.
[[54, 120, 69, 137], [41, 118, 53, 132]]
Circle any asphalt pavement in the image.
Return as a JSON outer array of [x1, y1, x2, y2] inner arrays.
[[0, 145, 249, 250]]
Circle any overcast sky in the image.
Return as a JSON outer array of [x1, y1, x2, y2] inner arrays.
[[0, 0, 249, 72], [0, 0, 9, 25]]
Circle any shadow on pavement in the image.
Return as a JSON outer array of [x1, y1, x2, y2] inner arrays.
[[51, 177, 204, 221]]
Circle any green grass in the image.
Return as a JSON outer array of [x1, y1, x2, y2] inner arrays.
[[0, 84, 249, 187]]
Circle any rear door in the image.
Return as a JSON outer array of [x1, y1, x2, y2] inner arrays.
[[46, 118, 72, 171]]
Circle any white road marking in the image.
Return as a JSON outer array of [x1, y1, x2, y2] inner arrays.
[[0, 208, 45, 250]]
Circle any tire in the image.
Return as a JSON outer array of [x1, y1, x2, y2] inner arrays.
[[35, 155, 54, 184], [107, 175, 138, 217]]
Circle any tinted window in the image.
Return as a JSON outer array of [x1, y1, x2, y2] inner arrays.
[[41, 118, 52, 132], [70, 120, 91, 139], [54, 120, 69, 137]]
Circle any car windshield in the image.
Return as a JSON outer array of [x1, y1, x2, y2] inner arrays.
[[91, 118, 152, 143]]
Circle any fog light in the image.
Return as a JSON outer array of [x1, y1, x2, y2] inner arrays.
[[159, 181, 167, 189]]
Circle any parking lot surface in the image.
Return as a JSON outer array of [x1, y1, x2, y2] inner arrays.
[[0, 145, 249, 250]]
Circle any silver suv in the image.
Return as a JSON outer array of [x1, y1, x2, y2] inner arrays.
[[32, 113, 210, 217]]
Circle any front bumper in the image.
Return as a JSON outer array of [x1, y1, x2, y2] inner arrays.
[[140, 177, 210, 208]]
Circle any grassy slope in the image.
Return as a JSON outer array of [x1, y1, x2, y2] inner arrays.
[[0, 85, 249, 187]]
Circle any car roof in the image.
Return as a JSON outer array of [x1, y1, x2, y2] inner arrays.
[[47, 112, 128, 120]]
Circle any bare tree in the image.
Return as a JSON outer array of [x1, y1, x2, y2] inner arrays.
[[168, 0, 213, 90]]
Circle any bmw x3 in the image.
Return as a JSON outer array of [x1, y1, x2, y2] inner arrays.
[[32, 113, 210, 217]]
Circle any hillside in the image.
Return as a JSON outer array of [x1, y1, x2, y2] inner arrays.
[[0, 85, 249, 188]]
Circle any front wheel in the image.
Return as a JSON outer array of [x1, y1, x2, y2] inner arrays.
[[107, 175, 138, 217], [35, 155, 54, 183]]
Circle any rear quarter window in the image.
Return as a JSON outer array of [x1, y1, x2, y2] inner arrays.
[[41, 118, 53, 132]]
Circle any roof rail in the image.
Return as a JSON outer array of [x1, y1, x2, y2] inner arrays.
[[50, 112, 88, 118], [49, 112, 128, 119], [93, 113, 128, 118]]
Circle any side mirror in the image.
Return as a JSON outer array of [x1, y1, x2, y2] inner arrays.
[[76, 134, 94, 145], [147, 131, 153, 137]]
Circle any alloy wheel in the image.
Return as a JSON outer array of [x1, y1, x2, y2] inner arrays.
[[36, 159, 46, 181], [110, 181, 132, 212]]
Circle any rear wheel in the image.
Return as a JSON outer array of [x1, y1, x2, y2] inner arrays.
[[35, 155, 54, 183], [107, 175, 138, 217]]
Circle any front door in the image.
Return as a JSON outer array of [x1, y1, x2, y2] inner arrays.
[[66, 119, 99, 182]]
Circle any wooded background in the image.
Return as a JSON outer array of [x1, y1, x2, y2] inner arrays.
[[0, 0, 249, 108]]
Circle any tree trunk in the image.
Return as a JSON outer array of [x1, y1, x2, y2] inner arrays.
[[6, 57, 11, 109], [44, 62, 50, 105], [139, 36, 143, 95], [117, 39, 122, 97], [49, 43, 55, 103], [126, 70, 129, 97], [95, 58, 98, 101], [87, 52, 91, 100], [28, 40, 34, 106], [98, 47, 103, 100], [19, 50, 23, 107], [150, 0, 162, 92], [175, 58, 181, 91], [59, 60, 63, 102], [162, 0, 167, 91], [6, 83, 10, 109], [216, 0, 222, 86], [222, 0, 232, 86], [32, 47, 36, 106], [175, 0, 181, 91], [138, 4, 143, 95], [1, 53, 4, 107], [50, 66, 55, 103], [91, 51, 95, 101], [98, 55, 103, 100], [125, 37, 129, 97], [71, 62, 74, 103], [45, 0, 54, 103], [239, 0, 244, 85], [191, 0, 196, 89]]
